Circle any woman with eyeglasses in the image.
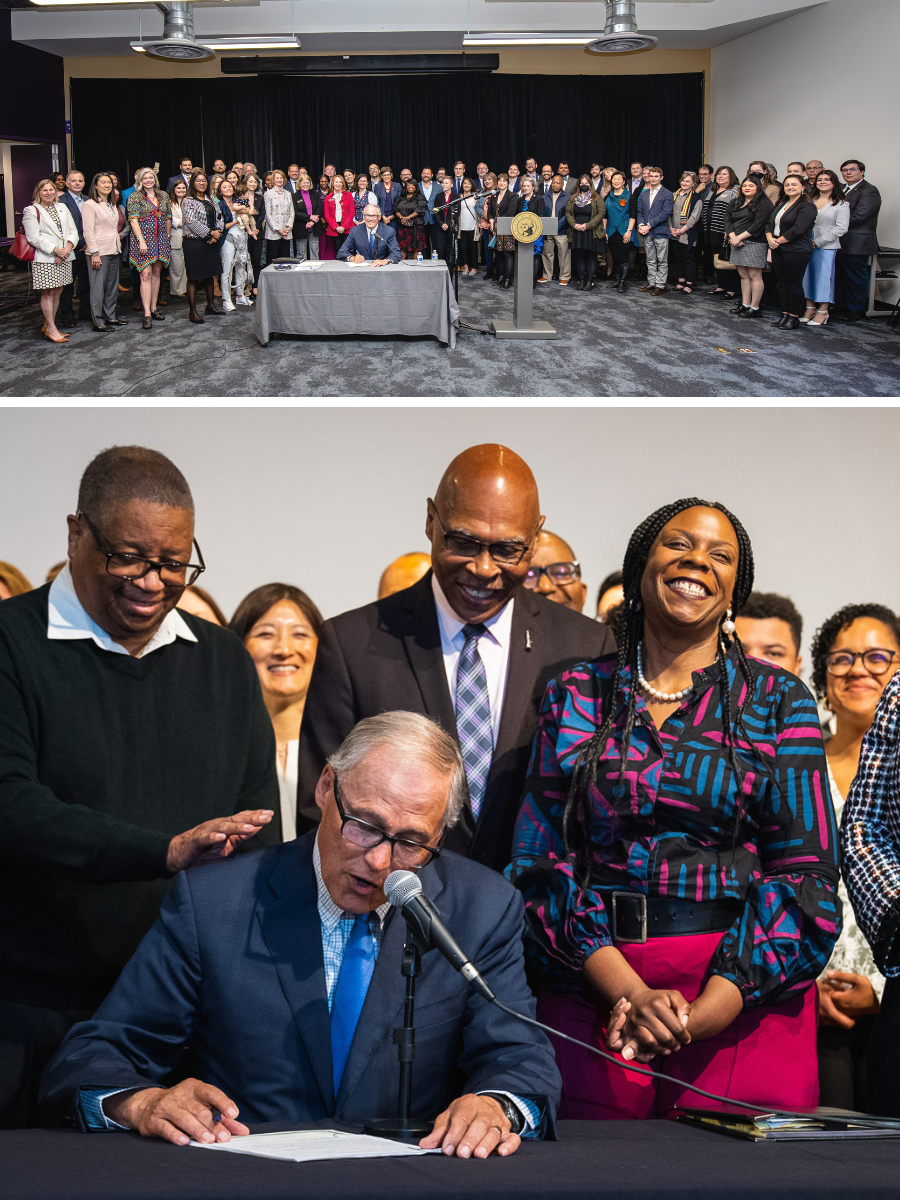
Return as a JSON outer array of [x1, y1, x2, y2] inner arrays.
[[811, 605, 900, 1111], [229, 584, 323, 842]]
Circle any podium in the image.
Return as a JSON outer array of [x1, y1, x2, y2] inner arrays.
[[491, 215, 557, 340]]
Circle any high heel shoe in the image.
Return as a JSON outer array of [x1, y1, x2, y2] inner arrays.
[[808, 308, 830, 328], [189, 312, 205, 324], [205, 304, 223, 316], [798, 305, 817, 325], [502, 277, 513, 289], [43, 329, 68, 343]]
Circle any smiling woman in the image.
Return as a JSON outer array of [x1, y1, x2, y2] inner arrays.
[[230, 583, 324, 841], [508, 496, 841, 1120]]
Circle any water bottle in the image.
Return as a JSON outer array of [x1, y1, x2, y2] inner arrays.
[[416, 251, 423, 263], [431, 250, 438, 261]]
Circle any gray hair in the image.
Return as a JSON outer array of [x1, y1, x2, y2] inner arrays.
[[327, 712, 467, 829]]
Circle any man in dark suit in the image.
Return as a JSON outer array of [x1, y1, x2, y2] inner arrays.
[[451, 161, 466, 196], [57, 170, 90, 326], [557, 163, 576, 196], [337, 204, 402, 263], [40, 713, 560, 1154], [419, 167, 438, 255], [285, 164, 303, 196], [836, 158, 882, 323], [636, 167, 674, 297], [536, 165, 554, 197], [297, 445, 613, 872], [165, 158, 194, 194]]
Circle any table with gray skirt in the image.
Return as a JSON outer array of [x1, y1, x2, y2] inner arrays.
[[253, 260, 460, 348]]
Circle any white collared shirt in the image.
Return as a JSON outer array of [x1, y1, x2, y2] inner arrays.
[[431, 575, 513, 749], [843, 178, 863, 194], [648, 186, 661, 204], [47, 562, 198, 657]]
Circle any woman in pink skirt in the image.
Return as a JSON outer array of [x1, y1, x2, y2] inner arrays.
[[508, 496, 840, 1119]]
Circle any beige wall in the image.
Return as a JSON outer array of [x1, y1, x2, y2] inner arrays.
[[64, 45, 711, 160]]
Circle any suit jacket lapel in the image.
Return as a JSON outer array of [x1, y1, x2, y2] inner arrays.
[[255, 836, 335, 1112], [336, 866, 447, 1107], [398, 573, 456, 734], [482, 590, 541, 808]]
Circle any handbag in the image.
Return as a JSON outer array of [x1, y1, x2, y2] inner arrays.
[[11, 208, 37, 262], [488, 235, 497, 249], [718, 233, 732, 263]]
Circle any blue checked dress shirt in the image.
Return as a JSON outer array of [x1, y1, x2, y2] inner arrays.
[[455, 624, 493, 819]]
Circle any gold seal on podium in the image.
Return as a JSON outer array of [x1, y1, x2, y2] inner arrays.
[[510, 212, 543, 243]]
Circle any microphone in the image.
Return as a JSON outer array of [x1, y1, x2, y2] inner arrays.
[[384, 870, 495, 1001]]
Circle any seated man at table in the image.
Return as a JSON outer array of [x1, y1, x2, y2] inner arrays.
[[40, 712, 560, 1159], [338, 204, 402, 265]]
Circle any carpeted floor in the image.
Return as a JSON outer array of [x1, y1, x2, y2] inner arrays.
[[1, 260, 898, 397]]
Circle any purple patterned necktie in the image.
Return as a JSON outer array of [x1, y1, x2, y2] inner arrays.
[[455, 623, 492, 819]]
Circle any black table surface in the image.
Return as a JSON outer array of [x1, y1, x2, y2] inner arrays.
[[3, 1120, 899, 1200]]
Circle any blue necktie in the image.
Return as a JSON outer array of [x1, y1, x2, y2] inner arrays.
[[331, 914, 376, 1094], [369, 232, 374, 256], [455, 624, 492, 819]]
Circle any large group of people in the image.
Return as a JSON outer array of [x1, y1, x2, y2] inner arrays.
[[18, 153, 881, 342], [2, 440, 899, 1151]]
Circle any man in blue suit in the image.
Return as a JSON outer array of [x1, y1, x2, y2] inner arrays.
[[419, 167, 438, 255], [40, 712, 559, 1157], [165, 158, 194, 194], [57, 169, 90, 326], [636, 167, 674, 296], [338, 205, 402, 264]]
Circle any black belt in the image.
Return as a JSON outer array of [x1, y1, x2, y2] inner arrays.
[[604, 892, 741, 944]]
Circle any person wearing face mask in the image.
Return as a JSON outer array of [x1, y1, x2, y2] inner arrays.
[[602, 171, 635, 293], [566, 176, 606, 291], [766, 175, 816, 330], [230, 585, 323, 843], [508, 497, 840, 1120], [811, 605, 900, 1111]]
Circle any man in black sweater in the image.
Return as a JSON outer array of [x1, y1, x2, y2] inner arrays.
[[0, 446, 279, 1129], [297, 444, 613, 872]]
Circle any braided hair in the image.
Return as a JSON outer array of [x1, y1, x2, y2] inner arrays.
[[563, 498, 761, 854]]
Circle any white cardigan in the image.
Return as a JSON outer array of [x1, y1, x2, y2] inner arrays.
[[22, 202, 80, 264]]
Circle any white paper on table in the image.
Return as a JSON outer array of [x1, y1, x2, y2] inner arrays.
[[189, 1128, 439, 1163], [294, 261, 323, 270]]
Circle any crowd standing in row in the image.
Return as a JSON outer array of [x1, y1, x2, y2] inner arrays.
[[20, 153, 881, 342]]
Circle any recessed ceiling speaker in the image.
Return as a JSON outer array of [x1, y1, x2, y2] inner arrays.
[[138, 3, 215, 61], [587, 0, 658, 53]]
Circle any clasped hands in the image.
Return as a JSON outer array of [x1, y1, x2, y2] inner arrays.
[[106, 1082, 520, 1158], [604, 975, 743, 1064]]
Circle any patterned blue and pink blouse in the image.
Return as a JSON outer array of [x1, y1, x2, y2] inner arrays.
[[507, 648, 841, 1009]]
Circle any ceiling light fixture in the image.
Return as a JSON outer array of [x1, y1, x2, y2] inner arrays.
[[587, 0, 658, 53], [462, 34, 595, 46]]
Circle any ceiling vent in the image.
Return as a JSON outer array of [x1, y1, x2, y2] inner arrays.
[[587, 1, 658, 53], [136, 3, 215, 61]]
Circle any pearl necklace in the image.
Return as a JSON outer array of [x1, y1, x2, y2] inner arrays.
[[636, 644, 694, 703]]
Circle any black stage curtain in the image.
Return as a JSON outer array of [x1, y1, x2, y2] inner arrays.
[[71, 72, 702, 191]]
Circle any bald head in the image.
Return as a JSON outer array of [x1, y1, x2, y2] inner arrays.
[[434, 444, 541, 527], [426, 444, 544, 624], [378, 552, 431, 600], [528, 529, 586, 612]]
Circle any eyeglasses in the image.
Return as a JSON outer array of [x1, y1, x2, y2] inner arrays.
[[523, 561, 581, 589], [332, 773, 442, 868], [79, 511, 205, 587], [431, 508, 537, 566], [826, 649, 899, 677]]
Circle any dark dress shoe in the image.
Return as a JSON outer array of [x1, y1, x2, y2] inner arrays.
[[781, 316, 800, 331], [705, 288, 725, 297], [492, 276, 505, 286], [729, 303, 747, 315], [204, 305, 223, 316], [651, 287, 665, 296], [142, 314, 152, 329], [106, 318, 128, 326], [576, 278, 586, 290], [843, 310, 863, 323], [638, 283, 654, 292], [482, 269, 495, 281], [502, 277, 513, 289], [740, 307, 762, 318], [586, 280, 595, 291], [151, 309, 165, 321], [91, 323, 113, 333], [61, 316, 76, 328], [189, 312, 205, 324]]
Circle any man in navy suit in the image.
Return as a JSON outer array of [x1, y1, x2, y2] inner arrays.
[[57, 170, 90, 326], [165, 158, 194, 194], [451, 161, 466, 196], [636, 167, 674, 296], [337, 204, 402, 264], [40, 713, 560, 1156], [419, 167, 438, 255]]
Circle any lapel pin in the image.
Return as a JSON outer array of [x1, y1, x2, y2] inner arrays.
[[525, 629, 532, 651]]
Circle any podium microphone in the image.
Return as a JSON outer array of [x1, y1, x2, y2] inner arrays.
[[384, 871, 495, 1001]]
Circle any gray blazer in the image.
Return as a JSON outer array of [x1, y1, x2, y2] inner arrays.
[[812, 199, 851, 251]]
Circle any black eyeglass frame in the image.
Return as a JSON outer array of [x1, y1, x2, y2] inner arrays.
[[523, 560, 582, 588], [78, 510, 206, 587], [332, 772, 443, 867], [431, 505, 539, 567], [825, 648, 899, 677]]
